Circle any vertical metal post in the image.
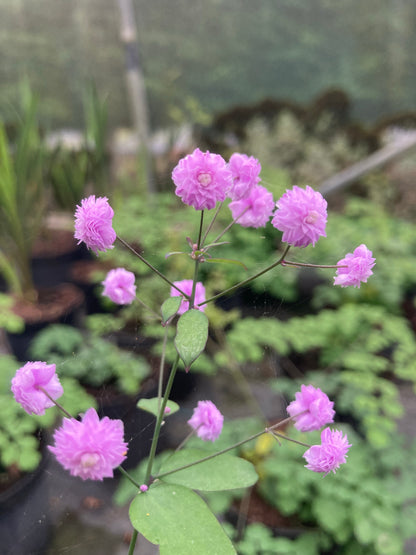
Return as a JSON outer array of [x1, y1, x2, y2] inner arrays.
[[117, 0, 155, 194]]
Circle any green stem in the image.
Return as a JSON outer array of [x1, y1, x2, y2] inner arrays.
[[198, 244, 291, 307], [154, 412, 303, 480], [158, 327, 169, 413], [144, 354, 181, 484], [128, 530, 138, 555], [117, 466, 142, 489], [200, 202, 223, 246], [116, 236, 187, 296], [38, 387, 73, 419], [210, 206, 249, 246], [135, 296, 162, 320], [282, 259, 346, 269], [190, 211, 204, 308]]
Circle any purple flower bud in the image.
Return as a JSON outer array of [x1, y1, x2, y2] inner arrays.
[[102, 268, 136, 305], [188, 400, 224, 442]]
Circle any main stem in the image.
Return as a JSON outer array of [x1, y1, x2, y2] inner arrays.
[[190, 211, 204, 308], [144, 353, 181, 484]]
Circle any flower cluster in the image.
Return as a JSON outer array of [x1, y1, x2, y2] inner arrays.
[[12, 362, 127, 480], [188, 400, 224, 442], [286, 384, 350, 474]]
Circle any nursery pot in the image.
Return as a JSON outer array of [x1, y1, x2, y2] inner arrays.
[[31, 227, 90, 289], [7, 283, 85, 361], [0, 434, 51, 555]]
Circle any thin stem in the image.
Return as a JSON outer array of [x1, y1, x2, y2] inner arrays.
[[128, 530, 138, 555], [116, 236, 187, 297], [190, 211, 204, 308], [201, 202, 223, 246], [199, 244, 291, 307], [282, 259, 346, 269], [175, 429, 196, 452], [117, 465, 142, 489], [38, 387, 73, 419], [144, 354, 181, 484], [157, 327, 169, 412], [135, 296, 162, 321], [210, 206, 249, 246], [154, 411, 303, 480], [267, 429, 311, 449]]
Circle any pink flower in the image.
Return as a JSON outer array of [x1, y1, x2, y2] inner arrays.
[[102, 268, 136, 305], [74, 195, 116, 254], [228, 153, 261, 200], [188, 400, 224, 442], [11, 361, 63, 415], [272, 186, 327, 247], [228, 185, 275, 228], [172, 148, 233, 210], [49, 408, 128, 480], [334, 244, 376, 288], [171, 279, 206, 314], [287, 384, 335, 432], [303, 428, 351, 475]]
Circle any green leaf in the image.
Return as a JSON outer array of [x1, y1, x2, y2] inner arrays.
[[129, 482, 236, 554], [137, 398, 180, 417], [159, 448, 258, 491], [161, 296, 182, 325], [174, 309, 209, 371]]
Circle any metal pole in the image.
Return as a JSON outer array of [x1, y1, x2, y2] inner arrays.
[[117, 0, 155, 194]]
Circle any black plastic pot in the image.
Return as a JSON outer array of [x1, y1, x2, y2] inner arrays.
[[0, 437, 51, 555]]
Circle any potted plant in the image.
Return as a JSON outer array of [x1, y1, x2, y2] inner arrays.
[[0, 84, 85, 360]]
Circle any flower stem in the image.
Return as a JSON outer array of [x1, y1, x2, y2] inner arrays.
[[144, 354, 181, 484], [210, 206, 249, 246], [198, 244, 291, 307], [117, 465, 142, 489], [201, 202, 223, 246], [154, 412, 303, 480], [157, 327, 169, 412], [38, 387, 73, 419], [116, 236, 187, 297], [282, 259, 345, 269], [190, 211, 204, 308], [128, 530, 138, 555], [135, 296, 162, 320]]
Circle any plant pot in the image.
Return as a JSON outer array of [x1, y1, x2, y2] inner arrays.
[[7, 283, 85, 362], [0, 434, 51, 555], [69, 259, 113, 314], [31, 228, 90, 289]]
